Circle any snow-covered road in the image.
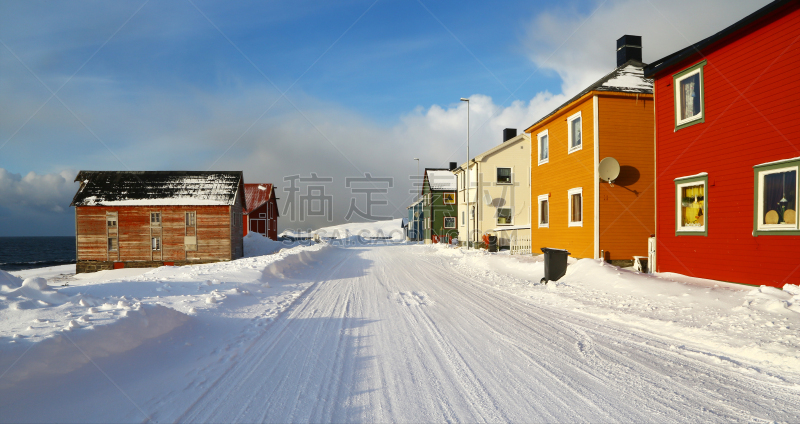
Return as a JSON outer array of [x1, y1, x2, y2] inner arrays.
[[177, 245, 800, 422], [3, 244, 800, 422]]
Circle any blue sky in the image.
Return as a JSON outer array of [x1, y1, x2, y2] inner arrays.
[[0, 0, 769, 235]]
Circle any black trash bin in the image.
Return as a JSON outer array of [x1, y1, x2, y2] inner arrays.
[[540, 247, 570, 284], [488, 235, 498, 252]]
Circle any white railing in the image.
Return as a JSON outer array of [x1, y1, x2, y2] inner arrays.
[[510, 237, 531, 255]]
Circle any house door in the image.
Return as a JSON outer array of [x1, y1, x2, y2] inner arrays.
[[250, 219, 267, 235]]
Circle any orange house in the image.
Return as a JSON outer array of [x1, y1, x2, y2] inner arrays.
[[527, 35, 654, 266]]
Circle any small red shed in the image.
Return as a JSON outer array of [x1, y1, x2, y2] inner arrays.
[[242, 184, 279, 240], [644, 0, 800, 287], [70, 171, 246, 273]]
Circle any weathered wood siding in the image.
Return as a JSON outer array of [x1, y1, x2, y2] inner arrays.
[[76, 205, 234, 264], [598, 93, 655, 262], [653, 2, 800, 286]]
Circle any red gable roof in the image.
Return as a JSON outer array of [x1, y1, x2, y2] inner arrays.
[[243, 183, 274, 215]]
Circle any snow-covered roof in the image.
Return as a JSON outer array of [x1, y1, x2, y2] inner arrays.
[[243, 183, 277, 215], [525, 60, 653, 133], [427, 170, 457, 191], [71, 171, 244, 207]]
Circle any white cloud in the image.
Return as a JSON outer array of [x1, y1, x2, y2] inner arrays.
[[0, 169, 78, 213], [524, 0, 771, 98]]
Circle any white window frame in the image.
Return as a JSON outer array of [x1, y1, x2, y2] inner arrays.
[[537, 194, 549, 228], [461, 211, 465, 226], [537, 130, 549, 166], [443, 216, 456, 229], [496, 167, 512, 185], [497, 207, 513, 226], [568, 187, 583, 227], [151, 236, 161, 251], [567, 111, 582, 154], [674, 62, 706, 129], [259, 213, 266, 218], [756, 165, 799, 232], [150, 211, 161, 226], [675, 177, 707, 234]]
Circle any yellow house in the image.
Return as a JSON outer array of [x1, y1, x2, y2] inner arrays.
[[453, 130, 531, 250], [526, 35, 654, 265]]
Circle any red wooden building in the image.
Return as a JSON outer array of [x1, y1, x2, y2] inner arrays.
[[70, 171, 246, 273], [242, 183, 279, 240], [644, 0, 800, 287]]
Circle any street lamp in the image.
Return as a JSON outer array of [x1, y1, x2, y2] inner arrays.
[[414, 157, 420, 201], [460, 97, 469, 249]]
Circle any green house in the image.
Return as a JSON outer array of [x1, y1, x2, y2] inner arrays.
[[421, 168, 458, 243]]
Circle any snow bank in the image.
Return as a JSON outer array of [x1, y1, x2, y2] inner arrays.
[[425, 245, 800, 374], [0, 304, 188, 388], [243, 232, 287, 257], [263, 244, 331, 279], [0, 269, 22, 289]]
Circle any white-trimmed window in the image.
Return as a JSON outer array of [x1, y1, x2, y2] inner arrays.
[[461, 211, 465, 226], [444, 216, 456, 229], [185, 211, 196, 226], [259, 213, 266, 218], [567, 111, 582, 153], [568, 187, 583, 227], [755, 161, 798, 234], [150, 212, 161, 226], [425, 217, 431, 229], [151, 237, 161, 251], [537, 130, 549, 165], [674, 60, 706, 130], [537, 194, 549, 227], [675, 174, 707, 235], [497, 167, 511, 184], [497, 208, 512, 225]]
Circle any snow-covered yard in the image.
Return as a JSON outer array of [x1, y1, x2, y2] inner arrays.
[[1, 219, 799, 422]]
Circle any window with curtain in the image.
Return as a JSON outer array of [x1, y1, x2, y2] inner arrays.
[[680, 184, 705, 227], [538, 131, 549, 165], [673, 61, 705, 129], [568, 188, 583, 226], [568, 112, 582, 152], [757, 167, 797, 230], [538, 195, 549, 227], [497, 168, 511, 184]]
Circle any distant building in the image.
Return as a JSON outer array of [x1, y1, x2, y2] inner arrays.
[[644, 0, 800, 286], [243, 184, 279, 240], [421, 166, 458, 244], [70, 171, 245, 273], [407, 198, 423, 241]]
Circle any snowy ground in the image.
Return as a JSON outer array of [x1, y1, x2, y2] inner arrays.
[[1, 219, 799, 422]]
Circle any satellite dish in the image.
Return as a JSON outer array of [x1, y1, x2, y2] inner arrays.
[[483, 192, 493, 206], [598, 157, 620, 186]]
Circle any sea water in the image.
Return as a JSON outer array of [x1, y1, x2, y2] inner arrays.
[[0, 237, 76, 271]]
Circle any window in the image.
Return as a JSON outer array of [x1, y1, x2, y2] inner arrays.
[[461, 211, 465, 225], [497, 208, 512, 225], [537, 130, 549, 165], [443, 192, 456, 204], [568, 187, 583, 227], [425, 217, 431, 229], [151, 237, 161, 251], [150, 212, 161, 226], [259, 213, 266, 218], [185, 211, 196, 226], [425, 193, 432, 205], [497, 168, 511, 184], [444, 217, 456, 229], [106, 215, 117, 228], [107, 237, 118, 251], [675, 174, 707, 236], [538, 194, 549, 227], [674, 60, 706, 130], [567, 112, 582, 153], [754, 159, 799, 235]]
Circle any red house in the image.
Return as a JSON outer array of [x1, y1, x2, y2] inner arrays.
[[71, 171, 246, 273], [644, 0, 800, 287], [242, 184, 279, 240]]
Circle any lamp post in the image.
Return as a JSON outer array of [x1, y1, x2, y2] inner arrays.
[[460, 97, 469, 249]]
